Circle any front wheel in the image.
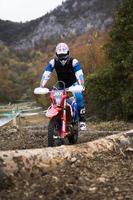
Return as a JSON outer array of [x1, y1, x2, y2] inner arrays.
[[48, 116, 62, 147], [67, 123, 78, 144]]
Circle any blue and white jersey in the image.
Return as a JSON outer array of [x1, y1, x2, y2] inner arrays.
[[41, 57, 84, 88]]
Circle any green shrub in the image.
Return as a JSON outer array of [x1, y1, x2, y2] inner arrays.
[[86, 66, 123, 120]]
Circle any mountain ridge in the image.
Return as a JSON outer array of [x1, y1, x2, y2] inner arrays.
[[0, 0, 121, 49]]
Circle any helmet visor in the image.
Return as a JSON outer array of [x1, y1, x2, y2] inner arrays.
[[57, 54, 69, 61]]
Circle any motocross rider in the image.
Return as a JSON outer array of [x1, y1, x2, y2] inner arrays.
[[40, 43, 87, 131]]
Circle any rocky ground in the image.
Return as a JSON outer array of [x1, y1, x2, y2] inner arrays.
[[0, 114, 133, 200]]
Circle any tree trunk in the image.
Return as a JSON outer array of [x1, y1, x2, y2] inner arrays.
[[0, 130, 133, 176]]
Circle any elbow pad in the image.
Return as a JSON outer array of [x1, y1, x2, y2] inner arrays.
[[40, 71, 51, 87], [40, 59, 54, 87], [73, 59, 84, 86]]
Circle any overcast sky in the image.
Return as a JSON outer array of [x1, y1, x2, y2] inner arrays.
[[0, 0, 64, 22]]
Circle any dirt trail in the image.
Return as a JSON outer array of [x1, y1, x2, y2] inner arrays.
[[0, 115, 132, 150], [0, 115, 133, 200]]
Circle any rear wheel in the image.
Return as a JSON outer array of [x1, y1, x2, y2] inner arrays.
[[48, 116, 62, 147]]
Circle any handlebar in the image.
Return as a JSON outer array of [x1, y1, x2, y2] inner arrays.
[[34, 85, 84, 95]]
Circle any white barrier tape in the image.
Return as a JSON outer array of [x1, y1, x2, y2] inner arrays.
[[20, 113, 41, 117], [0, 109, 46, 127], [20, 110, 47, 117], [20, 107, 43, 113]]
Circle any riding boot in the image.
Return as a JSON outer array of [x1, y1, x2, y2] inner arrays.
[[79, 107, 87, 131]]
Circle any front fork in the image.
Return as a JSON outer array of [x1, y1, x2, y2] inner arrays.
[[61, 98, 66, 137]]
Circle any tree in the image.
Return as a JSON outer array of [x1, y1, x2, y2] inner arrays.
[[107, 0, 133, 119], [86, 0, 133, 120]]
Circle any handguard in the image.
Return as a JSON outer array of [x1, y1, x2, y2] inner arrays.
[[34, 87, 49, 95], [67, 85, 84, 93]]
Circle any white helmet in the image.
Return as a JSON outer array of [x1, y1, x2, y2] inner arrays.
[[56, 43, 69, 55], [56, 43, 69, 65]]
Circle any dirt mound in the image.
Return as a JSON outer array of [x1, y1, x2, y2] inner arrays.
[[0, 115, 133, 200], [0, 150, 133, 200]]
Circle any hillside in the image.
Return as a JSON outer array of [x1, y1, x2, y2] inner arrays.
[[0, 18, 42, 45], [0, 0, 121, 49], [0, 31, 108, 102]]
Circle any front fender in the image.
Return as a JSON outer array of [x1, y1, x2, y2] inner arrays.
[[46, 106, 59, 118]]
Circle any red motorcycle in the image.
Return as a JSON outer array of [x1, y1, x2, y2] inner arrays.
[[34, 81, 84, 147]]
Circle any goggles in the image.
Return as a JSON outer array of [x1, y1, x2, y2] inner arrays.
[[57, 54, 69, 61]]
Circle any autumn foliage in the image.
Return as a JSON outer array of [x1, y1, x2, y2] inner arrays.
[[0, 0, 132, 121]]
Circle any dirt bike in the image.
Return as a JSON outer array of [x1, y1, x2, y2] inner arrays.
[[34, 81, 84, 147]]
